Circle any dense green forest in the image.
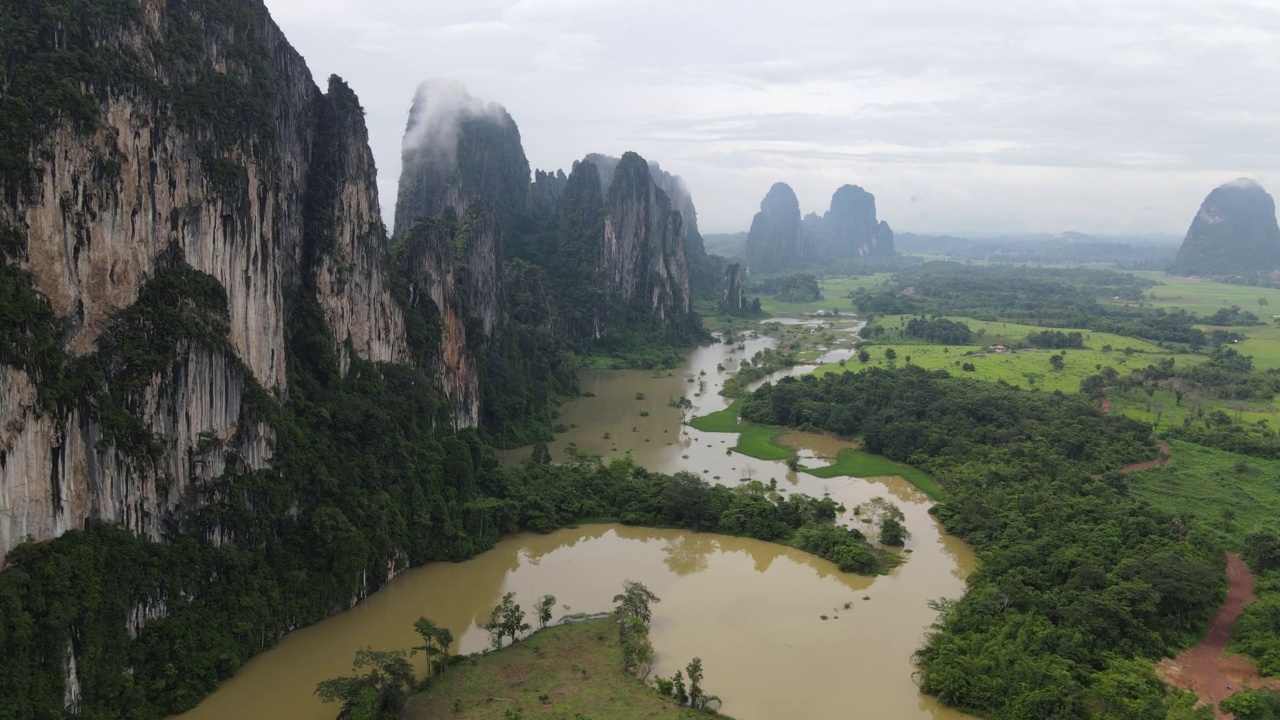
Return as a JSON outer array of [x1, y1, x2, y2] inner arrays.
[[0, 259, 888, 718], [741, 366, 1224, 718]]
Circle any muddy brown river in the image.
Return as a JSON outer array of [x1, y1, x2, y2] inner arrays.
[[177, 320, 979, 720]]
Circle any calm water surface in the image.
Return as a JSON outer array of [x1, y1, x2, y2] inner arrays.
[[177, 320, 978, 720]]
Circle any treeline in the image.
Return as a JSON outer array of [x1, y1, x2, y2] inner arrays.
[[748, 273, 821, 303], [851, 263, 1220, 346], [905, 316, 973, 344], [1083, 349, 1280, 459], [740, 366, 1224, 718]]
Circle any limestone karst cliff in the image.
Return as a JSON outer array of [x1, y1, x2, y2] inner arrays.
[[722, 263, 745, 312], [1171, 179, 1280, 278], [545, 153, 694, 342], [743, 182, 895, 267], [809, 185, 895, 259], [392, 81, 531, 238], [0, 0, 409, 563], [578, 153, 721, 301], [399, 204, 505, 429], [744, 182, 803, 271]]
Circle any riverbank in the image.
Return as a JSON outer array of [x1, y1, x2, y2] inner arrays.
[[402, 617, 715, 720]]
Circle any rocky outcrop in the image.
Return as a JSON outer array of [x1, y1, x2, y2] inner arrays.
[[600, 153, 692, 326], [0, 347, 274, 561], [723, 263, 745, 312], [392, 82, 531, 238], [306, 77, 408, 372], [744, 183, 803, 270], [574, 153, 720, 299], [1171, 179, 1280, 277], [531, 168, 568, 215], [811, 184, 895, 259], [400, 204, 504, 429], [1, 0, 403, 561]]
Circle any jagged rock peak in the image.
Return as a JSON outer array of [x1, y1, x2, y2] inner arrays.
[[393, 80, 530, 237], [601, 152, 692, 320], [1171, 179, 1280, 278], [723, 263, 745, 312], [307, 75, 408, 372], [744, 182, 803, 270]]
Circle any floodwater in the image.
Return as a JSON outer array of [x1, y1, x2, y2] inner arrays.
[[176, 319, 978, 720]]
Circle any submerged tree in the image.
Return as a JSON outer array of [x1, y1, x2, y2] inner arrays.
[[315, 648, 415, 720], [483, 592, 530, 649], [536, 594, 557, 630]]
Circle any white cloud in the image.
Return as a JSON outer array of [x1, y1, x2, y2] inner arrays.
[[264, 0, 1280, 235]]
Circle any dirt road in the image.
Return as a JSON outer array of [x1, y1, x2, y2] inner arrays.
[[1157, 553, 1280, 718]]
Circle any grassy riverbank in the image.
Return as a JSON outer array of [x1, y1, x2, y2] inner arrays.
[[689, 401, 941, 499], [402, 618, 716, 720]]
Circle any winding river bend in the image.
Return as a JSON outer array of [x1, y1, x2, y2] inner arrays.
[[177, 321, 978, 720]]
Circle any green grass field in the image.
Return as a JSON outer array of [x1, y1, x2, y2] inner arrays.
[[754, 274, 892, 317], [1115, 272, 1280, 371], [689, 402, 941, 497], [403, 618, 710, 720], [1124, 440, 1280, 549], [804, 450, 941, 500]]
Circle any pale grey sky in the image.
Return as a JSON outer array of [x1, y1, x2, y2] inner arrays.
[[264, 0, 1280, 235]]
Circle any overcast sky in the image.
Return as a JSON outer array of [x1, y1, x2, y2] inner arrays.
[[264, 0, 1280, 236]]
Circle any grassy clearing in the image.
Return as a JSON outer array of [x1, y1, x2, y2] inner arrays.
[[1117, 273, 1280, 371], [1124, 440, 1280, 548], [754, 274, 892, 317], [690, 404, 941, 498], [804, 450, 941, 500], [1110, 386, 1280, 430], [815, 344, 1182, 394], [689, 401, 795, 462], [402, 617, 710, 720]]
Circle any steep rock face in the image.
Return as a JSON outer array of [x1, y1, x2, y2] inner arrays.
[[1171, 179, 1280, 277], [744, 183, 803, 270], [1, 1, 403, 560], [392, 82, 530, 238], [722, 263, 745, 312], [576, 154, 720, 300], [400, 205, 504, 428], [600, 153, 692, 325], [306, 77, 408, 371], [531, 169, 568, 215], [0, 347, 273, 561], [815, 184, 895, 258]]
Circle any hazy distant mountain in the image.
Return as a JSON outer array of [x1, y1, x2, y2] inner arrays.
[[1170, 179, 1280, 278], [703, 231, 748, 257], [743, 182, 804, 270], [897, 231, 1179, 266]]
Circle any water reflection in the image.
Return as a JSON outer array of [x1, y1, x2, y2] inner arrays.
[[180, 320, 978, 720]]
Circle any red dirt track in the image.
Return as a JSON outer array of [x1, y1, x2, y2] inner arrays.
[[1157, 553, 1280, 718]]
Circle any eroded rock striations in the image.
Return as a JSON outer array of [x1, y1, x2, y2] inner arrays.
[[1, 1, 407, 562], [400, 204, 504, 429], [1171, 179, 1280, 278]]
